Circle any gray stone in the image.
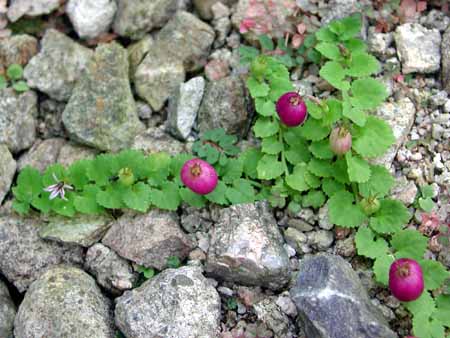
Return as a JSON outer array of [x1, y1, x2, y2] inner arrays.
[[39, 214, 113, 247], [318, 203, 334, 230], [0, 88, 37, 153], [442, 25, 450, 93], [136, 101, 152, 119], [307, 230, 334, 250], [127, 35, 153, 80], [198, 76, 249, 136], [17, 138, 65, 172], [0, 145, 16, 205], [253, 298, 292, 337], [57, 142, 98, 167], [85, 243, 137, 295], [115, 266, 221, 338], [132, 126, 186, 156], [7, 0, 60, 22], [102, 210, 195, 270], [193, 0, 236, 20], [276, 292, 298, 317], [206, 202, 291, 290], [319, 0, 358, 24], [168, 76, 205, 140], [372, 97, 416, 168], [334, 236, 356, 257], [0, 280, 15, 338], [63, 42, 145, 152], [37, 99, 66, 138], [284, 227, 308, 254], [421, 9, 450, 32], [0, 34, 38, 67], [391, 176, 418, 206], [394, 23, 441, 74], [66, 0, 117, 39], [367, 27, 393, 56], [290, 254, 397, 338], [113, 0, 178, 40], [0, 215, 84, 292], [14, 266, 115, 338], [24, 29, 93, 101]]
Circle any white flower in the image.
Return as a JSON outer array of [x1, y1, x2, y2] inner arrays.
[[43, 174, 74, 201]]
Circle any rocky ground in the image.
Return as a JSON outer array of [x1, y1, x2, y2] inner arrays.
[[0, 0, 449, 337]]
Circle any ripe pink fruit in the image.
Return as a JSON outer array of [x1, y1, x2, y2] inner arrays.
[[389, 258, 424, 302], [275, 92, 308, 127], [180, 158, 218, 195], [329, 127, 352, 155]]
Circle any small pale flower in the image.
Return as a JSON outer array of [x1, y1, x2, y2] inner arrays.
[[43, 173, 73, 201]]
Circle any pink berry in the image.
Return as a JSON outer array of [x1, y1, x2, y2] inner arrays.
[[275, 92, 308, 127], [329, 127, 352, 155], [180, 158, 218, 195], [389, 258, 424, 302]]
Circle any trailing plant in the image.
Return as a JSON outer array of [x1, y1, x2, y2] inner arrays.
[[0, 63, 29, 92]]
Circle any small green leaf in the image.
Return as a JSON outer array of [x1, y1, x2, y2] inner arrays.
[[239, 45, 260, 64], [345, 152, 371, 183], [12, 81, 29, 92], [329, 14, 361, 40], [420, 260, 450, 291], [74, 185, 104, 214], [307, 158, 334, 178], [328, 190, 367, 228], [346, 52, 380, 77], [285, 164, 309, 192], [257, 155, 284, 180], [373, 254, 395, 285], [97, 183, 125, 209], [332, 158, 350, 184], [225, 179, 256, 204], [13, 167, 42, 203], [0, 75, 6, 89], [255, 99, 276, 117], [315, 42, 341, 60], [220, 158, 243, 184], [12, 200, 30, 214], [358, 165, 394, 198], [350, 78, 388, 110], [7, 63, 24, 80], [304, 99, 323, 119], [258, 35, 274, 50], [391, 229, 427, 260], [262, 136, 283, 155], [319, 61, 346, 89], [205, 181, 228, 205], [322, 98, 343, 126], [343, 38, 367, 53], [435, 295, 450, 327], [405, 291, 435, 319], [352, 116, 395, 158], [304, 172, 321, 188], [51, 195, 76, 217], [322, 178, 345, 197], [253, 118, 279, 138], [355, 226, 389, 259], [299, 118, 331, 141], [302, 190, 326, 208], [167, 256, 181, 268], [309, 139, 334, 160], [420, 185, 435, 199], [370, 199, 410, 234], [123, 182, 152, 212], [241, 147, 262, 179], [315, 27, 337, 42], [418, 197, 434, 212], [247, 77, 270, 98], [150, 182, 181, 211], [179, 188, 206, 208]]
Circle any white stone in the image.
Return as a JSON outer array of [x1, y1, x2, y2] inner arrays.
[[7, 0, 59, 22]]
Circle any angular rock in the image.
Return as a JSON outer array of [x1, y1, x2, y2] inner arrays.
[[168, 76, 205, 140], [0, 145, 16, 205], [367, 27, 393, 56], [0, 88, 37, 153], [198, 76, 249, 136], [57, 142, 97, 167], [63, 42, 145, 152], [391, 176, 418, 206], [66, 0, 117, 39], [307, 230, 334, 250], [115, 266, 221, 338], [319, 0, 358, 24], [17, 138, 65, 172], [24, 29, 93, 101], [442, 25, 450, 93], [206, 202, 291, 290], [290, 254, 396, 338], [372, 97, 416, 168], [0, 34, 38, 67], [132, 126, 186, 156], [37, 99, 66, 138], [0, 280, 16, 338], [85, 243, 137, 295], [7, 0, 60, 22], [394, 23, 441, 74], [0, 215, 84, 292], [14, 266, 115, 338], [102, 210, 195, 270], [39, 214, 113, 247], [113, 0, 178, 40], [193, 0, 236, 20], [127, 35, 153, 80], [253, 298, 292, 338]]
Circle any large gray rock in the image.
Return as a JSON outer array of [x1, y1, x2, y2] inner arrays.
[[442, 25, 450, 93], [115, 266, 221, 338], [57, 142, 98, 167], [39, 214, 113, 247], [113, 0, 178, 40], [193, 0, 237, 20], [198, 76, 249, 136], [17, 138, 66, 172], [394, 23, 441, 74], [0, 145, 16, 205], [167, 76, 205, 140], [24, 29, 93, 101], [371, 97, 416, 168], [290, 254, 396, 338], [85, 243, 137, 295], [0, 281, 16, 338], [7, 0, 60, 22], [66, 0, 117, 39], [0, 215, 84, 292], [0, 89, 37, 153], [102, 210, 195, 270], [62, 42, 145, 152], [127, 35, 154, 80], [206, 202, 291, 290], [14, 266, 115, 338], [0, 34, 38, 67], [132, 126, 186, 156]]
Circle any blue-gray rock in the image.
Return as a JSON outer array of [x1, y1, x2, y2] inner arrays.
[[206, 202, 291, 290], [62, 42, 145, 152], [290, 253, 397, 338], [0, 145, 16, 205], [24, 29, 93, 101], [14, 265, 115, 338], [7, 0, 60, 22], [0, 280, 15, 338], [0, 88, 37, 153], [115, 266, 221, 338]]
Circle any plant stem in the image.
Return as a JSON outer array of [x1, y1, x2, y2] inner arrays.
[[351, 182, 359, 202], [279, 127, 289, 177]]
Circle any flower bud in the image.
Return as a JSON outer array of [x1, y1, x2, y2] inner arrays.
[[360, 197, 381, 216], [118, 167, 135, 186], [330, 127, 352, 155]]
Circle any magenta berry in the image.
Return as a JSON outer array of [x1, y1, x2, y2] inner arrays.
[[389, 258, 424, 302], [275, 92, 308, 127], [329, 127, 352, 155], [180, 158, 218, 195]]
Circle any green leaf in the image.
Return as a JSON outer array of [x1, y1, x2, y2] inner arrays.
[[0, 75, 6, 89], [136, 266, 155, 279], [247, 77, 270, 98], [352, 116, 395, 158], [346, 52, 380, 77], [144, 152, 172, 186], [258, 35, 274, 50], [73, 185, 104, 214], [350, 78, 388, 110], [241, 147, 262, 179], [298, 118, 331, 141], [322, 98, 343, 125], [303, 34, 317, 47], [7, 63, 24, 80], [435, 295, 450, 327], [332, 158, 350, 184], [304, 99, 323, 119], [257, 155, 284, 180], [255, 98, 276, 117], [51, 195, 76, 217], [419, 197, 434, 212], [167, 256, 181, 268], [150, 182, 180, 211], [373, 254, 395, 285], [96, 183, 125, 209], [358, 165, 394, 198], [306, 49, 322, 64], [225, 179, 256, 204], [309, 139, 334, 160], [304, 172, 321, 188], [239, 45, 260, 64], [170, 153, 194, 186], [319, 61, 347, 90], [391, 229, 427, 260], [262, 136, 283, 155], [285, 163, 309, 192], [123, 182, 152, 212], [322, 178, 345, 197], [12, 200, 30, 214], [116, 150, 146, 179], [343, 38, 367, 53], [253, 118, 279, 138], [13, 167, 42, 203], [355, 226, 389, 259], [345, 152, 371, 183], [12, 81, 29, 92], [342, 94, 367, 126], [205, 181, 228, 205], [329, 14, 361, 40], [420, 260, 450, 291], [86, 154, 117, 186], [315, 42, 341, 60], [302, 190, 326, 208], [315, 27, 337, 42], [220, 158, 243, 184], [370, 199, 410, 234], [31, 194, 52, 214], [285, 147, 311, 165], [328, 190, 367, 228], [179, 188, 206, 208], [420, 185, 435, 199], [405, 291, 435, 319], [67, 159, 90, 190], [307, 158, 334, 178]]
